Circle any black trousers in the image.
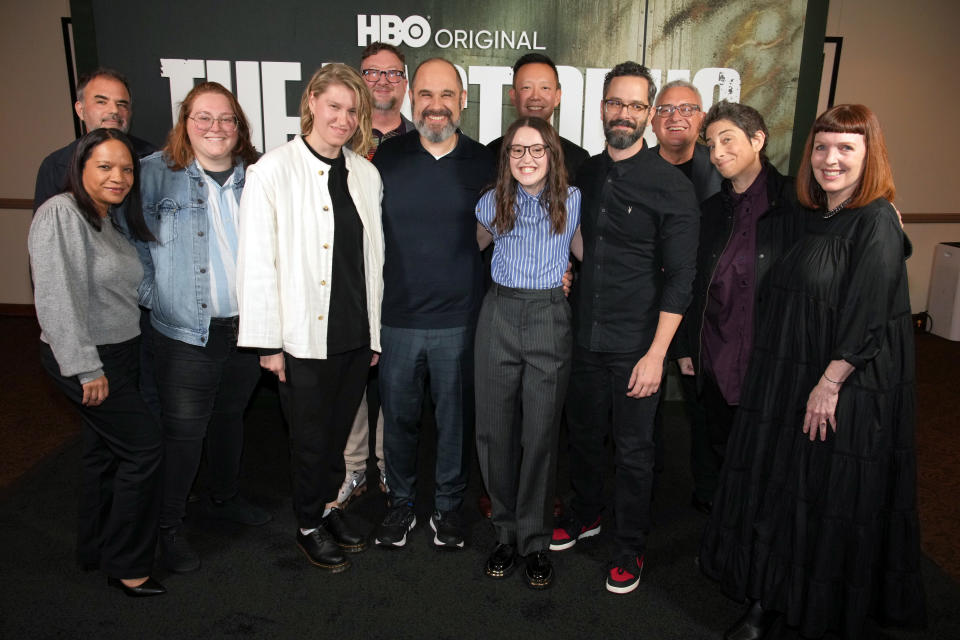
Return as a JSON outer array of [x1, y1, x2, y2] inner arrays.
[[565, 344, 662, 556], [698, 368, 737, 497], [40, 338, 161, 579], [153, 318, 260, 529], [475, 285, 571, 556], [280, 348, 371, 529]]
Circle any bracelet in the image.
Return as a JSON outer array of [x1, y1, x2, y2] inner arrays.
[[822, 372, 842, 385]]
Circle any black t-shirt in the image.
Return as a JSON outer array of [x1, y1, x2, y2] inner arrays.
[[302, 138, 369, 355]]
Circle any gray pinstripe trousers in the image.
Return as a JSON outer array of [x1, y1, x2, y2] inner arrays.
[[475, 284, 572, 556]]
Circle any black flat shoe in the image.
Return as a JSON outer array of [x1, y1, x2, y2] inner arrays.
[[484, 543, 517, 579], [724, 601, 781, 640], [523, 551, 554, 590], [322, 507, 368, 553], [107, 576, 167, 598]]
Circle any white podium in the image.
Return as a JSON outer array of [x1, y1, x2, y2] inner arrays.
[[927, 242, 960, 341]]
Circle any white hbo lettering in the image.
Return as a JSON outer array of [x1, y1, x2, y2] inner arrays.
[[357, 14, 431, 47]]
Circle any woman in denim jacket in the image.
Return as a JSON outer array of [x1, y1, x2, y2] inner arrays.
[[136, 82, 269, 574]]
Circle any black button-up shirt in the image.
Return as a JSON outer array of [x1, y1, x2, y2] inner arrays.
[[574, 148, 699, 353]]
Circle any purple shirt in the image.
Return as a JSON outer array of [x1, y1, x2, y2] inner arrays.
[[701, 165, 768, 405]]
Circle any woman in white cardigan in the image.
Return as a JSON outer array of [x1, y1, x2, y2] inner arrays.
[[236, 63, 384, 573]]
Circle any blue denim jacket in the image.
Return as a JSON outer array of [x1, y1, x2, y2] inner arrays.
[[136, 151, 246, 346]]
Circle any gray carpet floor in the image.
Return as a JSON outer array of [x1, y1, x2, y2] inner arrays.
[[1, 386, 956, 639]]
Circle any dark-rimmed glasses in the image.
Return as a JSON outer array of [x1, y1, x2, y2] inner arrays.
[[189, 113, 239, 132], [654, 103, 701, 117], [603, 99, 649, 116], [508, 144, 549, 159], [361, 69, 406, 84]]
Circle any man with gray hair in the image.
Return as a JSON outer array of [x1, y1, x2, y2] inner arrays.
[[34, 68, 156, 211], [648, 79, 720, 203]]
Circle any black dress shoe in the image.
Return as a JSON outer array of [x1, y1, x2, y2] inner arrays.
[[296, 528, 350, 572], [484, 543, 517, 578], [523, 551, 554, 590], [322, 507, 367, 552], [107, 576, 167, 598], [690, 493, 713, 515], [724, 601, 782, 640]]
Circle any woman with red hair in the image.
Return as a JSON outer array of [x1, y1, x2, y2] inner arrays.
[[699, 104, 926, 639]]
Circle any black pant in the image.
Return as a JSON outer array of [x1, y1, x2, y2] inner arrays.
[[153, 318, 260, 529], [565, 345, 662, 556], [699, 369, 737, 498], [40, 338, 161, 579], [280, 348, 371, 529]]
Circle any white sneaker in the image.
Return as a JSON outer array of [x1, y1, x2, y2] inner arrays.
[[336, 470, 367, 508]]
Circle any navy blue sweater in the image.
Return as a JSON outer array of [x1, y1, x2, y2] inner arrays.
[[373, 131, 495, 329]]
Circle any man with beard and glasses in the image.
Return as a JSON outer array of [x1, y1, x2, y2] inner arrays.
[[35, 68, 157, 211], [550, 62, 699, 595], [371, 58, 495, 550], [333, 42, 416, 512]]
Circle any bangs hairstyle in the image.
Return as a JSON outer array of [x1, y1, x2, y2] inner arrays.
[[299, 64, 373, 156], [67, 129, 154, 242], [163, 82, 259, 171], [797, 103, 895, 209], [493, 118, 568, 235]]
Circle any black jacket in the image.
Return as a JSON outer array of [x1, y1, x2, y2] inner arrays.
[[647, 143, 722, 204], [680, 163, 806, 387]]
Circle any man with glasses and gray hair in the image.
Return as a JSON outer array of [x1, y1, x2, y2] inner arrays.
[[550, 62, 699, 595]]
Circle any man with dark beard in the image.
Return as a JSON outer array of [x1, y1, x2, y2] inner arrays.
[[371, 58, 495, 550], [550, 62, 699, 595]]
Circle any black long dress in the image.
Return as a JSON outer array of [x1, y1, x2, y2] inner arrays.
[[699, 198, 926, 639]]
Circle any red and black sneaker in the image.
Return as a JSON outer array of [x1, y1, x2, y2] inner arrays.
[[605, 554, 644, 594], [549, 514, 601, 551]]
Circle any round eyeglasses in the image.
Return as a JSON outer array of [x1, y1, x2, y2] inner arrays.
[[654, 103, 701, 117], [361, 69, 406, 84], [508, 144, 549, 159], [189, 113, 239, 132]]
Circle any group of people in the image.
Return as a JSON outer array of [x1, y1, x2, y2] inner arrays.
[[29, 42, 925, 639]]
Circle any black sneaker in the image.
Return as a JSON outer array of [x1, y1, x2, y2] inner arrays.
[[322, 507, 367, 553], [549, 513, 601, 551], [429, 509, 464, 549], [159, 526, 201, 573], [374, 503, 416, 548], [206, 493, 272, 526], [606, 554, 643, 594], [296, 528, 350, 572]]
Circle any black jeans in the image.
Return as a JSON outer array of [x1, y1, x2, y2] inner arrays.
[[40, 338, 162, 579], [279, 347, 371, 529], [153, 318, 260, 529], [565, 344, 662, 556]]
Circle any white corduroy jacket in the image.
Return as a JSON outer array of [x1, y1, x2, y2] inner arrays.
[[236, 139, 384, 359]]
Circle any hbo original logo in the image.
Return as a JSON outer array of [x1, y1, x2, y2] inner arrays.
[[357, 14, 431, 48]]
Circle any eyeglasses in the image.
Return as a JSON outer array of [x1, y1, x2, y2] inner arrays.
[[361, 69, 406, 84], [189, 113, 239, 132], [654, 103, 701, 117], [603, 99, 650, 116], [508, 144, 549, 159]]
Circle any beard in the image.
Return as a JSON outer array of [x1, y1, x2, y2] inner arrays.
[[603, 116, 647, 150], [374, 96, 397, 112], [415, 108, 459, 144]]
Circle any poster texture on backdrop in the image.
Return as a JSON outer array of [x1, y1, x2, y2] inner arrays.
[[88, 0, 807, 169]]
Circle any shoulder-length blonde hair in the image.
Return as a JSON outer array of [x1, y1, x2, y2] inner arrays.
[[299, 64, 373, 156], [163, 82, 258, 171], [797, 104, 895, 209]]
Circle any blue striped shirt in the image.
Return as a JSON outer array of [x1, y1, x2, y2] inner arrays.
[[476, 185, 581, 289]]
